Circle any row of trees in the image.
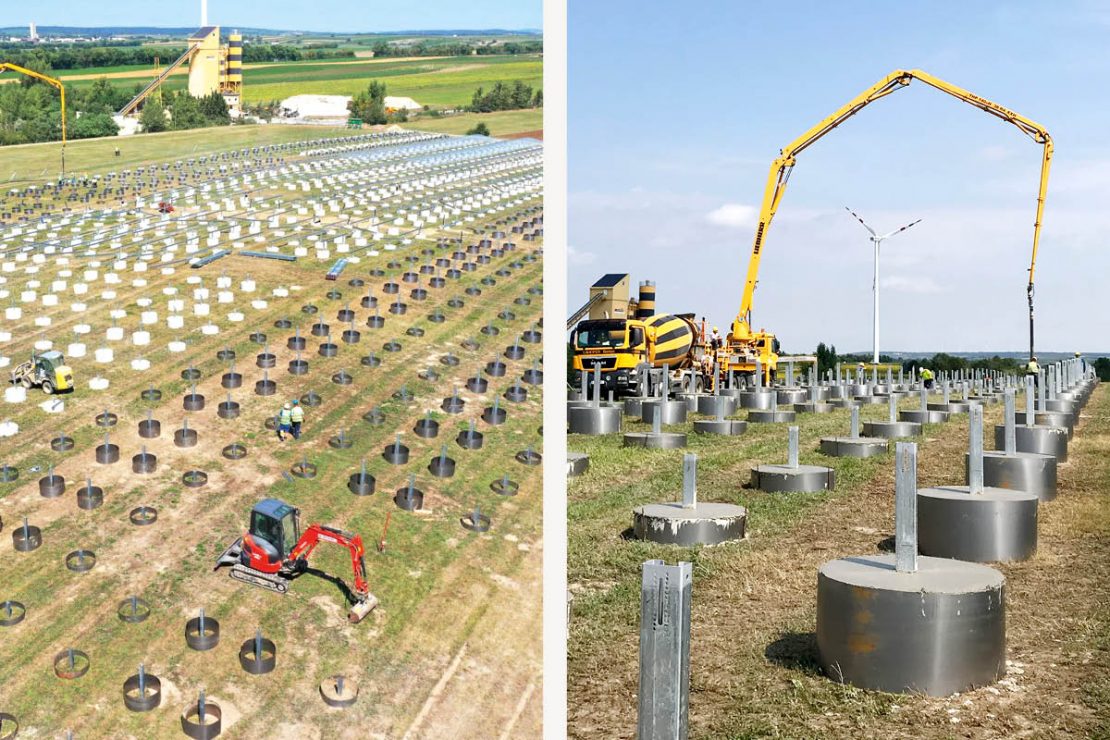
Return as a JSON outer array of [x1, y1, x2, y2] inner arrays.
[[1, 42, 352, 72], [815, 342, 1029, 376], [365, 39, 542, 58], [469, 80, 542, 112], [139, 90, 230, 133], [0, 74, 129, 145]]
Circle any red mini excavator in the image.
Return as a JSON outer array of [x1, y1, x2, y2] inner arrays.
[[214, 498, 378, 623]]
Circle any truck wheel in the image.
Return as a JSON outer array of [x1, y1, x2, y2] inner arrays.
[[20, 377, 31, 389], [42, 381, 54, 395]]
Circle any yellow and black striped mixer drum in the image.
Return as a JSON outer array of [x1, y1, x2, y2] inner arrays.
[[644, 314, 693, 366]]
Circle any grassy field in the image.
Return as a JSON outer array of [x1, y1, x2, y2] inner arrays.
[[568, 385, 1110, 737], [400, 109, 542, 137], [242, 56, 541, 106], [0, 111, 542, 185], [47, 54, 542, 109], [0, 132, 545, 736]]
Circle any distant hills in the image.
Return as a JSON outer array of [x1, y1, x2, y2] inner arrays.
[[0, 26, 542, 37]]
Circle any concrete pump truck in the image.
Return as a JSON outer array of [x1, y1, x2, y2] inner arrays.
[[724, 68, 1051, 384]]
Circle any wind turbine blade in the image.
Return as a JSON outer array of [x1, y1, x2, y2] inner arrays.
[[844, 206, 876, 236], [880, 218, 923, 240]]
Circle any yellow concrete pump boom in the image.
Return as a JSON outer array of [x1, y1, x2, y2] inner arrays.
[[0, 62, 67, 174], [736, 68, 1052, 360]]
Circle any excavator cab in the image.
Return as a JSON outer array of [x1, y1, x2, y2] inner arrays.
[[246, 499, 300, 565]]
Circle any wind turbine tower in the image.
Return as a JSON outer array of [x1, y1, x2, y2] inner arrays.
[[845, 207, 922, 365]]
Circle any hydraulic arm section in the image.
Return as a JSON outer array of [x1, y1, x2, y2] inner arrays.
[[736, 68, 1051, 360], [0, 62, 67, 174]]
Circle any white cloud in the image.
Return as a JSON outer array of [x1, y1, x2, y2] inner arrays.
[[880, 275, 946, 294], [568, 245, 596, 266], [705, 203, 757, 229]]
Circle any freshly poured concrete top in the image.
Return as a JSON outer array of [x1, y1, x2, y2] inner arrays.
[[918, 485, 1038, 502], [819, 554, 1005, 593], [635, 502, 747, 520]]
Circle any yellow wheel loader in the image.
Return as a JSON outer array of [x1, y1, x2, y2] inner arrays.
[[10, 351, 73, 394]]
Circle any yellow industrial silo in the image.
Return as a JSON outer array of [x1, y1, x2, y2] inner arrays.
[[188, 25, 222, 98]]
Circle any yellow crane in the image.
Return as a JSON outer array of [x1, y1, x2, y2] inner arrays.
[[0, 62, 68, 175], [731, 68, 1052, 369]]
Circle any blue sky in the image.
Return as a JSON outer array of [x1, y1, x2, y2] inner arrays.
[[4, 1, 540, 32], [569, 0, 1110, 353]]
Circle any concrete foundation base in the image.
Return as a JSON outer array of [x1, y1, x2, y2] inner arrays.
[[751, 464, 835, 492], [977, 451, 1057, 501], [693, 419, 748, 436], [993, 425, 1068, 462], [899, 409, 949, 424], [623, 432, 687, 449], [819, 436, 888, 458], [863, 420, 922, 439], [568, 406, 621, 435], [817, 554, 1005, 696], [917, 485, 1038, 562], [747, 410, 797, 424], [633, 502, 747, 546]]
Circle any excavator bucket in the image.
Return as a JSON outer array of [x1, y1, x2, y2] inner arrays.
[[347, 593, 379, 624], [214, 537, 243, 570]]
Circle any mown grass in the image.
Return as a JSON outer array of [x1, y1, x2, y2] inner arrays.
[[0, 124, 350, 182], [567, 400, 916, 640]]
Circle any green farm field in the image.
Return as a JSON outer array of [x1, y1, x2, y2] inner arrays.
[[49, 54, 542, 109]]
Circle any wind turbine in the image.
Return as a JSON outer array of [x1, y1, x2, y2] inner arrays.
[[845, 207, 922, 365]]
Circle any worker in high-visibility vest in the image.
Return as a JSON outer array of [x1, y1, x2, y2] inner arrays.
[[277, 403, 293, 441], [1025, 356, 1040, 389], [920, 367, 935, 390], [290, 399, 305, 439]]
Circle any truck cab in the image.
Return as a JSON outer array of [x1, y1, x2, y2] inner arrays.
[[720, 329, 780, 386], [571, 318, 648, 395]]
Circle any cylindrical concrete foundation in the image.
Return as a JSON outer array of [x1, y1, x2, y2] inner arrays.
[[747, 409, 797, 424], [817, 554, 1005, 696], [993, 425, 1068, 462], [977, 451, 1057, 501], [819, 437, 888, 458], [641, 400, 687, 425], [633, 502, 747, 545], [568, 406, 621, 435], [751, 464, 835, 492], [899, 409, 949, 424], [692, 419, 748, 436], [862, 421, 921, 439], [917, 485, 1038, 562], [623, 432, 687, 449]]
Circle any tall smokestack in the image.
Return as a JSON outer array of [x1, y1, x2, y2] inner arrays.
[[201, 0, 208, 26]]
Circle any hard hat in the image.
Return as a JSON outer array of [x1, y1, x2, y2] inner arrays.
[[292, 399, 299, 405], [1075, 351, 1081, 357], [1032, 356, 1037, 361], [283, 402, 291, 409], [713, 326, 719, 332]]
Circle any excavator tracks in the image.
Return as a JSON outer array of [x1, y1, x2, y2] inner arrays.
[[228, 564, 289, 595]]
